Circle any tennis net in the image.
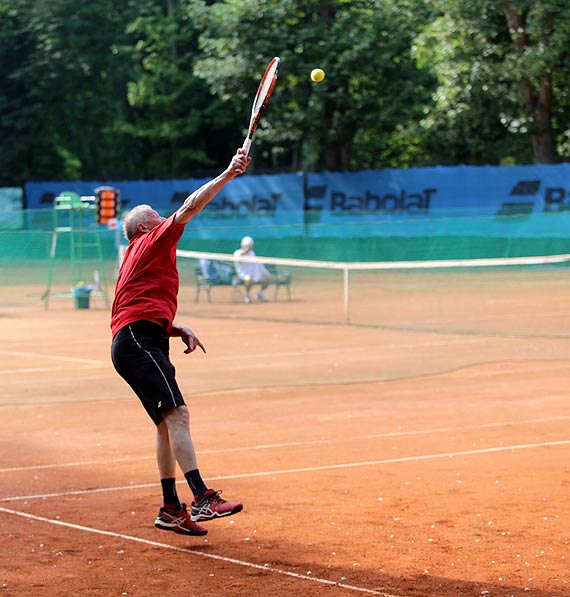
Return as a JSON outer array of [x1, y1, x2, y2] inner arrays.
[[176, 249, 570, 335]]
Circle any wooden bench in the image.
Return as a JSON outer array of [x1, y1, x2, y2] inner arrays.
[[194, 263, 292, 303]]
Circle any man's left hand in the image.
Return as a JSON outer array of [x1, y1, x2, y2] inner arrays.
[[172, 325, 206, 354]]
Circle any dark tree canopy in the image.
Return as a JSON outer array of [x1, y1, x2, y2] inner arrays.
[[1, 0, 569, 185]]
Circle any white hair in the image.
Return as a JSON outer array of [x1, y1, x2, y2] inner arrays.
[[241, 236, 254, 249], [123, 204, 154, 240]]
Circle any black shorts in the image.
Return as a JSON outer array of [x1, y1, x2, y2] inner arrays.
[[111, 320, 185, 425]]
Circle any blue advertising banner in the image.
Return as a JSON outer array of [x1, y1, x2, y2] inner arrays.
[[23, 163, 570, 239], [306, 164, 570, 237], [25, 173, 305, 239], [186, 173, 304, 239]]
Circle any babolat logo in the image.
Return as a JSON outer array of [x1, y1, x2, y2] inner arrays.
[[543, 184, 570, 211], [496, 180, 539, 216], [40, 192, 56, 205], [305, 185, 327, 223], [496, 179, 570, 216], [330, 188, 435, 215], [305, 184, 435, 221], [171, 191, 281, 219]]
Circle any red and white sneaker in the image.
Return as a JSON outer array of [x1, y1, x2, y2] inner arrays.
[[191, 489, 243, 522], [154, 503, 208, 536]]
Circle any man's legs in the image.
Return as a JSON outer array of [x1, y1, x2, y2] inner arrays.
[[156, 419, 177, 477], [154, 415, 208, 536], [161, 405, 243, 522], [162, 405, 198, 473], [241, 274, 254, 303], [156, 420, 181, 507], [257, 272, 273, 302]]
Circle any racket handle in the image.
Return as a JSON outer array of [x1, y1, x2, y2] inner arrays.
[[242, 136, 252, 157]]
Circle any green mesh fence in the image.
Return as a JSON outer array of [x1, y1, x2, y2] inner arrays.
[[1, 209, 569, 301], [2, 210, 570, 265]]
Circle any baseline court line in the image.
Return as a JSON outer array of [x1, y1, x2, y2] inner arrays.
[[0, 506, 391, 596], [2, 439, 569, 503], [0, 349, 105, 366], [1, 415, 569, 474], [0, 368, 54, 375]]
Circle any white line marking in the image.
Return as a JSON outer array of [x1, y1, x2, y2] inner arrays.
[[0, 506, 391, 596], [2, 415, 569, 474], [0, 456, 139, 473], [0, 349, 105, 366], [2, 439, 569, 503], [0, 368, 54, 375], [0, 338, 486, 377]]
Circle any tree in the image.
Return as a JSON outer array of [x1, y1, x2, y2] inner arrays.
[[499, 0, 570, 163], [414, 0, 570, 165], [190, 0, 434, 171], [119, 0, 243, 178], [0, 0, 136, 184]]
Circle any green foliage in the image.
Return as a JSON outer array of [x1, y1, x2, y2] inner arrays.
[[0, 0, 137, 183], [191, 0, 435, 170], [414, 0, 570, 164], [1, 0, 569, 185], [118, 0, 241, 177]]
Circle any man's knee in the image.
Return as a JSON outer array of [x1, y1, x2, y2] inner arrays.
[[163, 404, 189, 429]]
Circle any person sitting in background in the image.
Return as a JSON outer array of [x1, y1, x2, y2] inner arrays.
[[199, 258, 233, 284], [233, 236, 273, 303]]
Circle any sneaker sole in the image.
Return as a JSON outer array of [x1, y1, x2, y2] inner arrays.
[[191, 503, 243, 523], [154, 519, 208, 536]]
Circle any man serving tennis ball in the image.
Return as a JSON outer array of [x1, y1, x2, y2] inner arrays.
[[111, 148, 250, 536]]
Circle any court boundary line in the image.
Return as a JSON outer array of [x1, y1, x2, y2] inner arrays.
[[2, 439, 569, 503], [1, 359, 569, 408], [2, 415, 570, 474], [0, 349, 105, 366], [0, 505, 392, 597], [0, 336, 493, 374], [179, 309, 570, 338]]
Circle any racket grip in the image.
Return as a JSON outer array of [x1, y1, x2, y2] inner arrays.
[[242, 137, 252, 157]]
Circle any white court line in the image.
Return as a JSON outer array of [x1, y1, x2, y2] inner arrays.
[[0, 349, 105, 366], [0, 338, 480, 376], [205, 336, 492, 361], [2, 439, 569, 503], [2, 415, 569, 474], [0, 368, 54, 375], [0, 506, 390, 597]]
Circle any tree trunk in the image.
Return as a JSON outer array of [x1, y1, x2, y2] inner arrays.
[[526, 76, 557, 163], [325, 137, 353, 171], [500, 0, 558, 163]]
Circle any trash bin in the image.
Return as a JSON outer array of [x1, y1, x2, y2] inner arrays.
[[72, 286, 92, 309]]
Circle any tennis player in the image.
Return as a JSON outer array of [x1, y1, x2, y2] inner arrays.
[[111, 148, 251, 536]]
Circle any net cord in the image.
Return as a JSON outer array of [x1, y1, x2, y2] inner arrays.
[[176, 250, 570, 270]]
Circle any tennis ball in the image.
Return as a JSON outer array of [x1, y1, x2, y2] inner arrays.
[[310, 68, 325, 83]]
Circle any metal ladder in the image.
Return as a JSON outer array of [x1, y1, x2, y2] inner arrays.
[[43, 192, 110, 309]]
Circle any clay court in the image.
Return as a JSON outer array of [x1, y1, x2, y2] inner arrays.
[[1, 266, 569, 596]]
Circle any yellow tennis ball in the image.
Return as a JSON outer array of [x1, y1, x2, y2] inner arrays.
[[310, 68, 325, 83]]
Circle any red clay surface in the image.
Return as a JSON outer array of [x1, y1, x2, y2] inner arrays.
[[1, 272, 569, 597]]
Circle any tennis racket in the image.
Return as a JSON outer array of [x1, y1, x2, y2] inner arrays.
[[242, 56, 280, 157]]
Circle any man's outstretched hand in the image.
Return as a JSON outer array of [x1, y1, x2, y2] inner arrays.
[[171, 324, 206, 354]]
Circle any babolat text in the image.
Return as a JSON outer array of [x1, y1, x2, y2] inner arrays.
[[544, 187, 570, 211], [204, 193, 281, 219], [330, 189, 436, 214]]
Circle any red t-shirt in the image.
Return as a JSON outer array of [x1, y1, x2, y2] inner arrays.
[[111, 213, 184, 336]]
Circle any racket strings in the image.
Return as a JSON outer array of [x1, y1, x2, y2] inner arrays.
[[254, 68, 278, 112]]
